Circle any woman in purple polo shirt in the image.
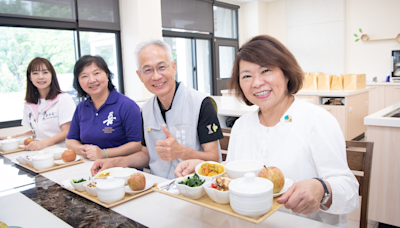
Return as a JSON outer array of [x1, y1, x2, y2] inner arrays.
[[65, 55, 142, 160]]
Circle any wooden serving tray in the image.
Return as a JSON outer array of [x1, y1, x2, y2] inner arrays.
[[0, 147, 25, 155], [153, 187, 283, 224], [62, 183, 156, 208], [15, 158, 84, 173]]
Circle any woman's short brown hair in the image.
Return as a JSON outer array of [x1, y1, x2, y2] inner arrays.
[[25, 57, 62, 104], [228, 35, 304, 106]]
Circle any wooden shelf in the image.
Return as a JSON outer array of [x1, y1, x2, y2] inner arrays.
[[361, 34, 400, 44]]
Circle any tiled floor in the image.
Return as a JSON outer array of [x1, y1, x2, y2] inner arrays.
[[348, 196, 378, 228]]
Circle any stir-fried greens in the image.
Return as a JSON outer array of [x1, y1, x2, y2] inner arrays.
[[178, 174, 205, 187], [72, 177, 90, 183]]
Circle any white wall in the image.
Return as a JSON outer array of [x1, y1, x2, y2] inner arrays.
[[258, 1, 269, 36], [266, 0, 286, 45], [345, 0, 400, 81], [241, 1, 260, 43], [250, 0, 400, 81], [286, 0, 345, 75], [119, 0, 163, 100]]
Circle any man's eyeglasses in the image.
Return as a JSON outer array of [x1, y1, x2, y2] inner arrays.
[[139, 62, 172, 77]]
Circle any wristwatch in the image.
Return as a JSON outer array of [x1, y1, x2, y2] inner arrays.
[[314, 177, 330, 205]]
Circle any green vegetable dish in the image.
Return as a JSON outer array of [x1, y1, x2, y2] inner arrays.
[[178, 174, 205, 187], [73, 177, 90, 183]]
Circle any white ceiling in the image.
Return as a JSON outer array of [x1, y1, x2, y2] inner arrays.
[[228, 0, 280, 3]]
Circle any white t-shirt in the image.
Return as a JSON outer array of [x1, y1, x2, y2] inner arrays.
[[22, 93, 76, 147], [226, 97, 359, 228], [38, 99, 47, 115]]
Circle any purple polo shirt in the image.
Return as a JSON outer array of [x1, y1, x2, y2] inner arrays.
[[67, 89, 142, 149]]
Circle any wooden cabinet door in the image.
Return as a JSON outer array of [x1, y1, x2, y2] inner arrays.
[[319, 105, 347, 139], [368, 86, 385, 114], [384, 85, 400, 107], [295, 95, 318, 105]]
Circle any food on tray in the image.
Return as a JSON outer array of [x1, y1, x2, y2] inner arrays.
[[97, 171, 110, 177], [72, 177, 90, 183], [24, 137, 34, 146], [87, 180, 99, 188], [128, 173, 146, 191], [62, 149, 76, 162], [258, 166, 285, 193], [197, 162, 224, 176], [211, 177, 229, 191], [178, 174, 205, 187]]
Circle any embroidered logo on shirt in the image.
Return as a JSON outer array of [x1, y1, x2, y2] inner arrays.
[[102, 127, 115, 133], [206, 123, 219, 134], [103, 111, 116, 126], [212, 123, 218, 132], [284, 115, 292, 122]]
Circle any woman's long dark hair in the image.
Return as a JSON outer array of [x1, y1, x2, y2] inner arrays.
[[25, 57, 62, 104], [73, 55, 115, 98]]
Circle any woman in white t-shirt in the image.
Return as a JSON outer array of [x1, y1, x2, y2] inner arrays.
[[175, 35, 359, 227], [0, 57, 76, 150]]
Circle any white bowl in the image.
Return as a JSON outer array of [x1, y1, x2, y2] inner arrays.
[[32, 152, 54, 170], [110, 168, 138, 185], [94, 167, 125, 179], [195, 161, 226, 179], [176, 174, 212, 200], [229, 172, 273, 217], [70, 175, 92, 192], [203, 177, 231, 204], [16, 137, 26, 145], [24, 155, 34, 166], [0, 137, 19, 152], [97, 177, 125, 204], [46, 148, 66, 160], [83, 179, 104, 196], [16, 155, 27, 165], [225, 160, 264, 179]]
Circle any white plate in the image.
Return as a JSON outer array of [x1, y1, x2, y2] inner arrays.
[[157, 179, 180, 195], [125, 180, 155, 194], [273, 178, 294, 197], [19, 145, 26, 149], [94, 167, 125, 179], [54, 155, 82, 165]]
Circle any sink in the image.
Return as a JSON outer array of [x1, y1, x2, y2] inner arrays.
[[385, 108, 400, 118]]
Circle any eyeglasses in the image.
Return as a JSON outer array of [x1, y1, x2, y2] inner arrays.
[[139, 62, 173, 77]]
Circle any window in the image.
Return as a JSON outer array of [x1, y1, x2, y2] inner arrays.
[[163, 37, 212, 95], [218, 46, 236, 79], [0, 0, 122, 128], [161, 0, 239, 96], [0, 27, 76, 122], [79, 32, 120, 92], [213, 2, 239, 95], [214, 6, 238, 39]]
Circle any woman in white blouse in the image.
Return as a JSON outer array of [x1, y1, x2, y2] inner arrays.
[[175, 35, 359, 228], [0, 58, 76, 150]]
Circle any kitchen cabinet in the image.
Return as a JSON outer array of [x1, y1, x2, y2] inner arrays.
[[296, 89, 369, 141], [368, 85, 385, 114], [384, 85, 400, 107], [364, 103, 400, 227], [367, 83, 400, 114]]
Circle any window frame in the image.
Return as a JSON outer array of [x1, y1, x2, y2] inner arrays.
[[161, 1, 239, 96], [0, 3, 124, 129], [212, 1, 239, 95]]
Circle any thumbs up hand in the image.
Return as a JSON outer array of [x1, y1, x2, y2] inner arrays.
[[156, 124, 185, 161]]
